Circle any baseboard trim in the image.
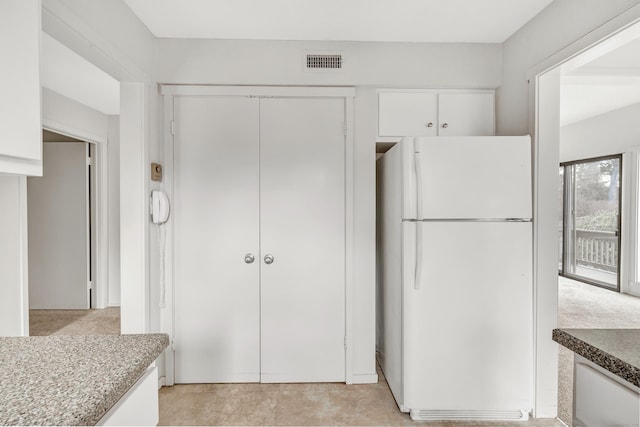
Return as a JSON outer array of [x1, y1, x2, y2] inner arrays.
[[627, 281, 640, 296], [351, 373, 379, 384]]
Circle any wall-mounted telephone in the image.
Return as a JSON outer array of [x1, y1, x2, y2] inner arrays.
[[151, 190, 170, 224]]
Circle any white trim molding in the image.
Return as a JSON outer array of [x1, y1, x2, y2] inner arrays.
[[120, 82, 150, 334]]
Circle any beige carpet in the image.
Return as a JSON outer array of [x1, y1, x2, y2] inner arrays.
[[29, 307, 120, 336], [557, 276, 640, 426]]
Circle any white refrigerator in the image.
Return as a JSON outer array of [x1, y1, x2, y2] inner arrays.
[[376, 136, 533, 421]]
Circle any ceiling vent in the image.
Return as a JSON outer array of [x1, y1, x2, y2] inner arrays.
[[303, 51, 344, 72]]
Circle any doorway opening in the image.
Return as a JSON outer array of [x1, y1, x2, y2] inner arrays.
[[534, 15, 640, 426], [559, 155, 622, 291], [28, 129, 119, 336]]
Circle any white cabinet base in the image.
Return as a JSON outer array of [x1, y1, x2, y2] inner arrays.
[[573, 355, 639, 427], [96, 365, 158, 426]]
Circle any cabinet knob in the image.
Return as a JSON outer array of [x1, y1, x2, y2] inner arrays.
[[442, 123, 449, 129], [244, 253, 255, 264], [426, 122, 433, 128], [264, 254, 274, 264]]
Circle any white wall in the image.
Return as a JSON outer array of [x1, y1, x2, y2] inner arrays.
[[149, 84, 163, 330], [0, 176, 29, 336], [108, 116, 121, 306], [560, 103, 640, 162], [158, 39, 501, 88], [497, 0, 640, 136], [351, 87, 378, 379], [120, 82, 150, 334]]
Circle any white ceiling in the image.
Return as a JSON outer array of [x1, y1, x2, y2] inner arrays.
[[560, 24, 640, 127], [578, 38, 640, 72], [123, 0, 554, 43], [41, 33, 120, 115], [560, 76, 640, 126]]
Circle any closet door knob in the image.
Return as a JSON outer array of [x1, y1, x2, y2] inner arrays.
[[442, 123, 449, 129], [244, 254, 255, 264], [426, 122, 433, 128], [264, 254, 274, 264]]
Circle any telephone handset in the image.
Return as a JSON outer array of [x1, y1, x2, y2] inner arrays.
[[151, 190, 170, 224]]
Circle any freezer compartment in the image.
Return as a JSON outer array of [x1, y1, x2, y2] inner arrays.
[[402, 221, 533, 413], [401, 136, 532, 220]]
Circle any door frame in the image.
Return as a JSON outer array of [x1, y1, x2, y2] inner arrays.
[[161, 85, 356, 385], [41, 122, 110, 309], [526, 3, 640, 417]]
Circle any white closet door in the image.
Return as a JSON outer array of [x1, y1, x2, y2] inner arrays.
[[259, 98, 346, 382], [27, 142, 89, 309], [173, 96, 260, 383]]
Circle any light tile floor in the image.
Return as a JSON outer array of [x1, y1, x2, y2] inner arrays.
[[159, 365, 563, 426]]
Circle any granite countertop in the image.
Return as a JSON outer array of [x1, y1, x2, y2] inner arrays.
[[553, 328, 640, 387], [0, 333, 169, 426]]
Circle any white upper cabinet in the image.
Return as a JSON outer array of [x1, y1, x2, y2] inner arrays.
[[438, 93, 494, 136], [378, 90, 494, 138], [0, 0, 42, 175], [379, 92, 438, 137]]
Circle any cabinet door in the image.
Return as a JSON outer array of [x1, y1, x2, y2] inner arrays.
[[379, 92, 437, 137], [574, 360, 639, 427], [438, 93, 494, 136], [0, 1, 41, 167], [260, 98, 346, 382], [173, 96, 260, 383]]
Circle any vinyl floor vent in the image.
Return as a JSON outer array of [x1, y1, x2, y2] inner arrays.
[[306, 54, 342, 69], [410, 409, 530, 421]]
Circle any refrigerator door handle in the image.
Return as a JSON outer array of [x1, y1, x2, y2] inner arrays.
[[415, 222, 423, 290], [413, 139, 423, 220], [414, 139, 423, 290]]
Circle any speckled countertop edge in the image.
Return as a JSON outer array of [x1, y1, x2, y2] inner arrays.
[[0, 333, 169, 426], [552, 329, 640, 387]]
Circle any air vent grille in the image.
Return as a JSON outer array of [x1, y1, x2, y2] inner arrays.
[[306, 54, 342, 69]]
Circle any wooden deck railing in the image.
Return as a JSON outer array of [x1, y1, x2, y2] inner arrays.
[[575, 229, 617, 272]]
